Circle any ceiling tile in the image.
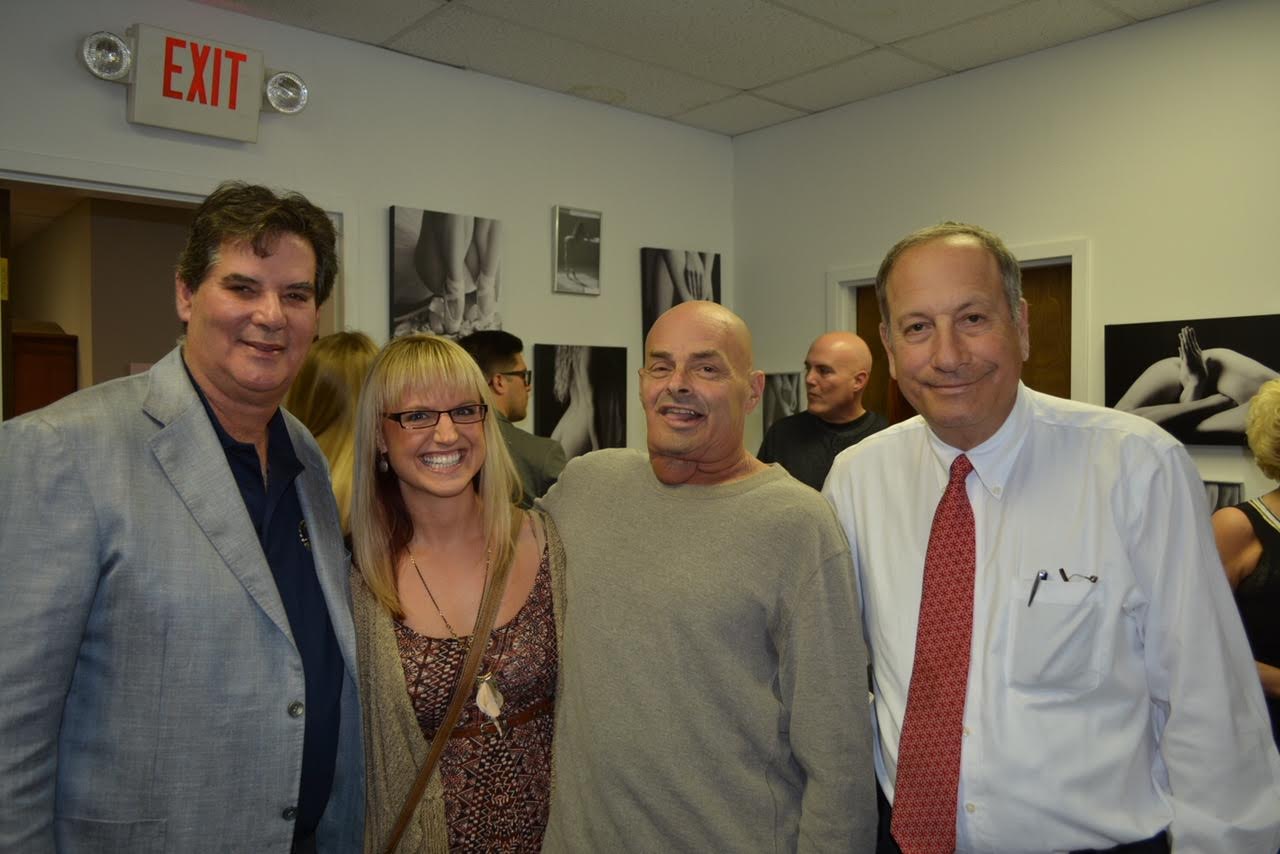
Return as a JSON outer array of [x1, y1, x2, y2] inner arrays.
[[1102, 0, 1214, 20], [755, 48, 945, 112], [460, 0, 871, 89], [388, 6, 735, 117], [895, 0, 1130, 72], [671, 93, 807, 136], [205, 0, 446, 45], [770, 0, 1021, 44]]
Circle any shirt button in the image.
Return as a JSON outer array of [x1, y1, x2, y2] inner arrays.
[[963, 726, 971, 736], [288, 701, 304, 718], [282, 806, 298, 821], [965, 803, 976, 814], [992, 486, 1002, 496]]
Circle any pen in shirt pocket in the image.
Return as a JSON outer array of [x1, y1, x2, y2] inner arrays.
[[1027, 567, 1098, 606]]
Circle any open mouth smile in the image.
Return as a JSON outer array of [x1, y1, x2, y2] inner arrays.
[[420, 450, 464, 470], [657, 404, 703, 424]]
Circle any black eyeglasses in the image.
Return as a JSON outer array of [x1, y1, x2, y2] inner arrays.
[[384, 404, 488, 430], [496, 369, 532, 385]]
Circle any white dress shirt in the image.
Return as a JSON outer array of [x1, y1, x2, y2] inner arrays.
[[824, 384, 1280, 853]]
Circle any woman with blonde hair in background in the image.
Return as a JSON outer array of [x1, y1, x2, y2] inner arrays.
[[1213, 378, 1280, 749], [350, 334, 564, 853], [285, 331, 378, 538]]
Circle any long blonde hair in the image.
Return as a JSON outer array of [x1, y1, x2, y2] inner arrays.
[[284, 331, 378, 536], [352, 334, 521, 615]]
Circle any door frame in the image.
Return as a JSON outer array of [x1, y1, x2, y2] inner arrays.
[[824, 238, 1091, 401], [0, 166, 349, 422]]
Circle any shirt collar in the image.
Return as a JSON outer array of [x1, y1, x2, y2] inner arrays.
[[924, 382, 1032, 500], [181, 353, 302, 472]]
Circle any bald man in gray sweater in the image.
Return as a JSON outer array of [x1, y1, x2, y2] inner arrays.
[[540, 302, 875, 852]]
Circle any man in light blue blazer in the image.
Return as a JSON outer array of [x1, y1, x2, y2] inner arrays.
[[0, 183, 364, 853]]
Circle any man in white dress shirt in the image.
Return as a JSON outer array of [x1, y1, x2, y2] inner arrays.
[[823, 222, 1280, 853]]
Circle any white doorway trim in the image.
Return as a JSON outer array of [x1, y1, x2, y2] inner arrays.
[[0, 163, 351, 330], [825, 238, 1092, 401]]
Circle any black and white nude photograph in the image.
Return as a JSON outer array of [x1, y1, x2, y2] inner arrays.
[[389, 205, 502, 339], [1105, 313, 1280, 446], [532, 343, 627, 460], [640, 246, 721, 342], [1204, 480, 1244, 513], [763, 372, 803, 432], [554, 206, 601, 295]]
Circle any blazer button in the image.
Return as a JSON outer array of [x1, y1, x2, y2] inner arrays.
[[288, 701, 305, 718], [282, 806, 298, 821]]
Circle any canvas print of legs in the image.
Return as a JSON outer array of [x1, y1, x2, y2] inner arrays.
[[391, 206, 502, 338]]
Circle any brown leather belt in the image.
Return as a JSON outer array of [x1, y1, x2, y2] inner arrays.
[[446, 697, 554, 739]]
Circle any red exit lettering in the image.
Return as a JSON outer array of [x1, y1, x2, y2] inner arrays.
[[162, 37, 248, 110]]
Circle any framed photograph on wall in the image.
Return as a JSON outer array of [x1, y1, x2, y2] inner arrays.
[[553, 206, 601, 295], [389, 205, 503, 339], [1203, 480, 1244, 513], [532, 343, 627, 459], [639, 246, 721, 342], [1104, 312, 1280, 446], [763, 372, 803, 432]]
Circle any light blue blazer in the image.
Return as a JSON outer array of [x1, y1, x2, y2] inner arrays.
[[0, 347, 364, 853]]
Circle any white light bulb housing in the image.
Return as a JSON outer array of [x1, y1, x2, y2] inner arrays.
[[81, 31, 133, 82], [264, 70, 308, 114]]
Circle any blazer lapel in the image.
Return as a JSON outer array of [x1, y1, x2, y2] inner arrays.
[[143, 348, 295, 644], [289, 416, 359, 673]]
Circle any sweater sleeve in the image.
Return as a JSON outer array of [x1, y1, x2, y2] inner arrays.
[[777, 540, 878, 852]]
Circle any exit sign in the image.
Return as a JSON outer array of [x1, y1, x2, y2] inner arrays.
[[127, 25, 265, 143]]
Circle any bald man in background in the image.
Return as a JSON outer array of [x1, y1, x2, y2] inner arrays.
[[758, 331, 887, 490]]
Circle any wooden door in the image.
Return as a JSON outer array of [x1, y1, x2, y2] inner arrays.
[[855, 285, 914, 423], [853, 261, 1072, 426], [1019, 262, 1071, 399], [1, 188, 11, 420]]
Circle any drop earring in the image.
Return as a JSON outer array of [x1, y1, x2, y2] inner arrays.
[[377, 452, 389, 474]]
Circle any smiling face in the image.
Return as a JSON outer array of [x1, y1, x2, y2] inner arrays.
[[640, 302, 764, 484], [379, 387, 488, 503], [880, 236, 1029, 450], [177, 234, 319, 411]]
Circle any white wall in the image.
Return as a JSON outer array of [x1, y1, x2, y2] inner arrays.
[[5, 0, 1275, 496], [0, 0, 734, 444], [733, 0, 1280, 494]]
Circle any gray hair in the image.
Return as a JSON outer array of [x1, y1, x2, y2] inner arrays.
[[875, 222, 1022, 327]]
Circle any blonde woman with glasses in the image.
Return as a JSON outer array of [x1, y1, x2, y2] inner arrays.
[[350, 334, 564, 853]]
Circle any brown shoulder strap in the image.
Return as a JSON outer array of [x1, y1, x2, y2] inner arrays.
[[382, 510, 523, 854]]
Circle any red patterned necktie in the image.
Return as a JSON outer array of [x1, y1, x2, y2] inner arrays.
[[891, 453, 975, 854]]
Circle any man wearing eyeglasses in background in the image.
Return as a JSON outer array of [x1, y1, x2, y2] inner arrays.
[[460, 330, 567, 506], [824, 222, 1280, 853]]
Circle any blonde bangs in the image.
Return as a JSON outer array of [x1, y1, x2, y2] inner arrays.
[[352, 334, 522, 616]]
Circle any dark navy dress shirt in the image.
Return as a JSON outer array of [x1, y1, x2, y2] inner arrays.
[[188, 367, 342, 843]]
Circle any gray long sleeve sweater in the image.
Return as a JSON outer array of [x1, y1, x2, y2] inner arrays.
[[540, 449, 876, 853]]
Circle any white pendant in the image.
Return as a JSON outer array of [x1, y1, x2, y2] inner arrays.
[[476, 673, 504, 722]]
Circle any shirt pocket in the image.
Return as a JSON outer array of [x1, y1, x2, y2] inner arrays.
[[1006, 576, 1103, 696]]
